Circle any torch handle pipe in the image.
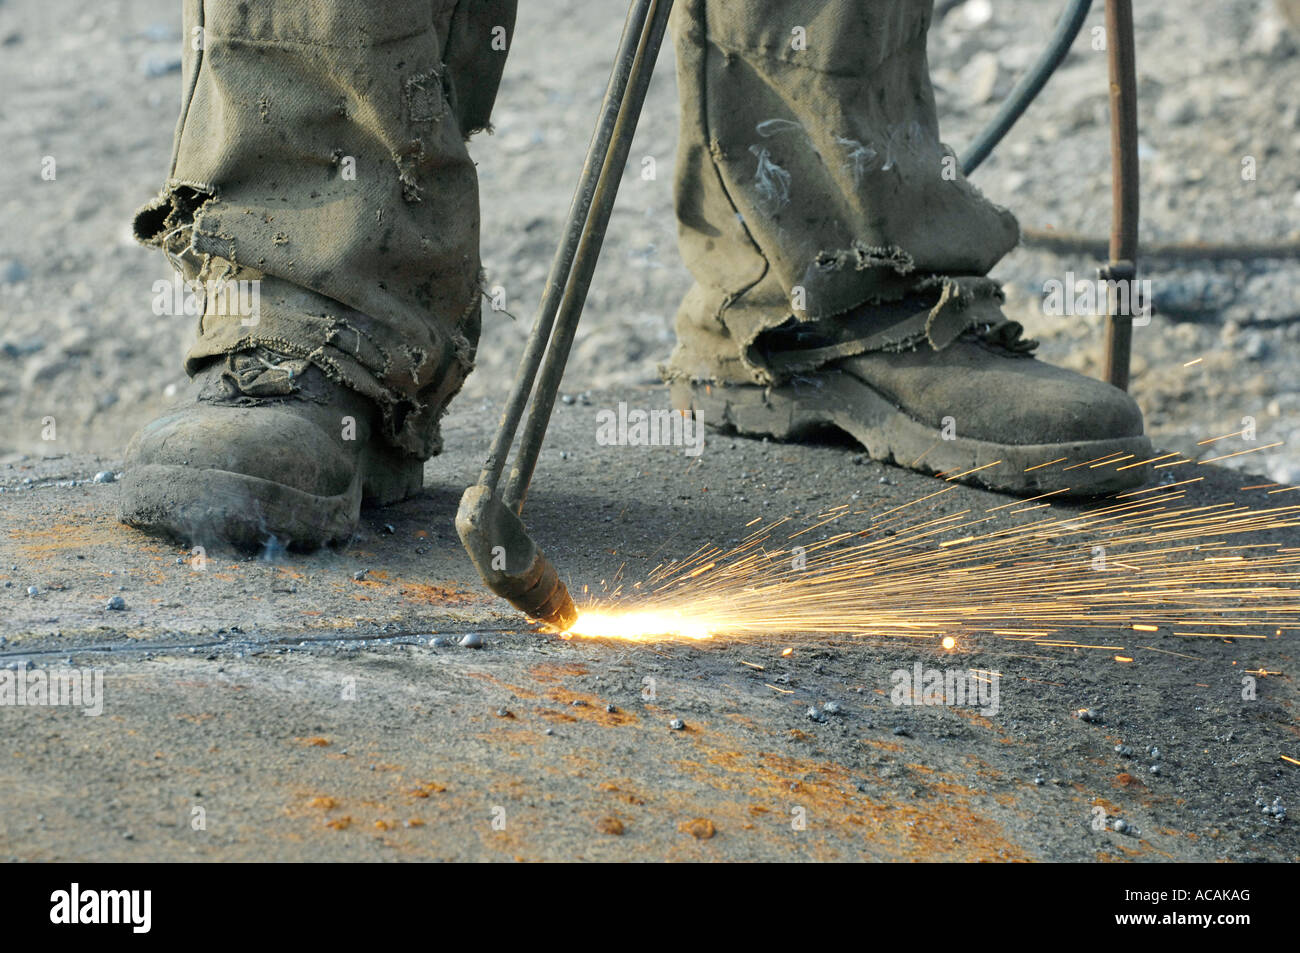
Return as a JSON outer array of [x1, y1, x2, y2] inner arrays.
[[477, 0, 654, 493], [504, 0, 675, 513]]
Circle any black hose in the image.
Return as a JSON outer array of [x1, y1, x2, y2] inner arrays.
[[959, 0, 1094, 176]]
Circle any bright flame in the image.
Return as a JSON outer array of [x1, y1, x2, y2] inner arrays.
[[564, 611, 715, 642], [941, 636, 957, 651]]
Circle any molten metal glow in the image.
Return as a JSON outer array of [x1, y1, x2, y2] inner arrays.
[[564, 611, 716, 642]]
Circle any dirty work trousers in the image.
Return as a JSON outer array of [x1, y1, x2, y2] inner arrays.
[[134, 0, 1018, 460]]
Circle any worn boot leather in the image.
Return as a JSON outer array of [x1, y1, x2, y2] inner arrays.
[[119, 347, 423, 551]]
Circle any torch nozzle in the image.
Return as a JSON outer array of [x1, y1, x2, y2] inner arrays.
[[456, 485, 579, 631]]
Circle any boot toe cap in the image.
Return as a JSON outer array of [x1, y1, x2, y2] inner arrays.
[[119, 404, 361, 550], [125, 404, 355, 495]]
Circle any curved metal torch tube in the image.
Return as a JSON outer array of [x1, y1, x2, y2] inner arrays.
[[477, 0, 654, 494], [960, 0, 1094, 176], [504, 0, 675, 513]]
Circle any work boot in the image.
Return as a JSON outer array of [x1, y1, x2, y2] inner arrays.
[[119, 347, 423, 551], [665, 1, 1151, 495], [672, 304, 1152, 497], [122, 2, 517, 549]]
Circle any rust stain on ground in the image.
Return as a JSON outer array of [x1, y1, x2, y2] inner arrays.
[[395, 580, 480, 605], [9, 515, 167, 560], [678, 817, 717, 839], [597, 780, 648, 806], [671, 733, 1030, 861], [406, 781, 448, 798], [465, 671, 539, 700], [529, 662, 591, 683]]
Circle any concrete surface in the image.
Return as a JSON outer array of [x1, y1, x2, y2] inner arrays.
[[1, 387, 1297, 861]]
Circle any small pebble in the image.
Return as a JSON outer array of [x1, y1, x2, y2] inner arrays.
[[1149, 764, 1162, 775], [1112, 818, 1129, 833], [822, 700, 842, 715], [605, 703, 617, 713], [382, 524, 395, 535], [93, 471, 116, 484], [544, 728, 554, 736], [106, 595, 126, 611], [459, 633, 484, 649], [571, 699, 586, 707], [352, 569, 369, 581], [1076, 708, 1101, 723], [26, 585, 38, 597], [430, 636, 451, 648], [138, 54, 182, 77], [806, 706, 827, 723], [892, 725, 910, 737], [1115, 744, 1133, 757], [669, 718, 685, 731]]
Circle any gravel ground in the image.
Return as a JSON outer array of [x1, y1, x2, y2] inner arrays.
[[0, 395, 1296, 861], [1, 0, 1299, 863], [2, 0, 1299, 480]]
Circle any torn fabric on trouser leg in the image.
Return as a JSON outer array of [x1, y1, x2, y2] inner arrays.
[[132, 0, 516, 459], [665, 0, 1021, 385]]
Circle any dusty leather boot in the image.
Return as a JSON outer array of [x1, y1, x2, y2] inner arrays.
[[665, 0, 1151, 495], [120, 345, 422, 551], [672, 288, 1152, 497], [121, 1, 514, 548], [131, 0, 512, 462]]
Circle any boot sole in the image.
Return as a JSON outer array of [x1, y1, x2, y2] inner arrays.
[[118, 448, 423, 552], [672, 374, 1153, 497]]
